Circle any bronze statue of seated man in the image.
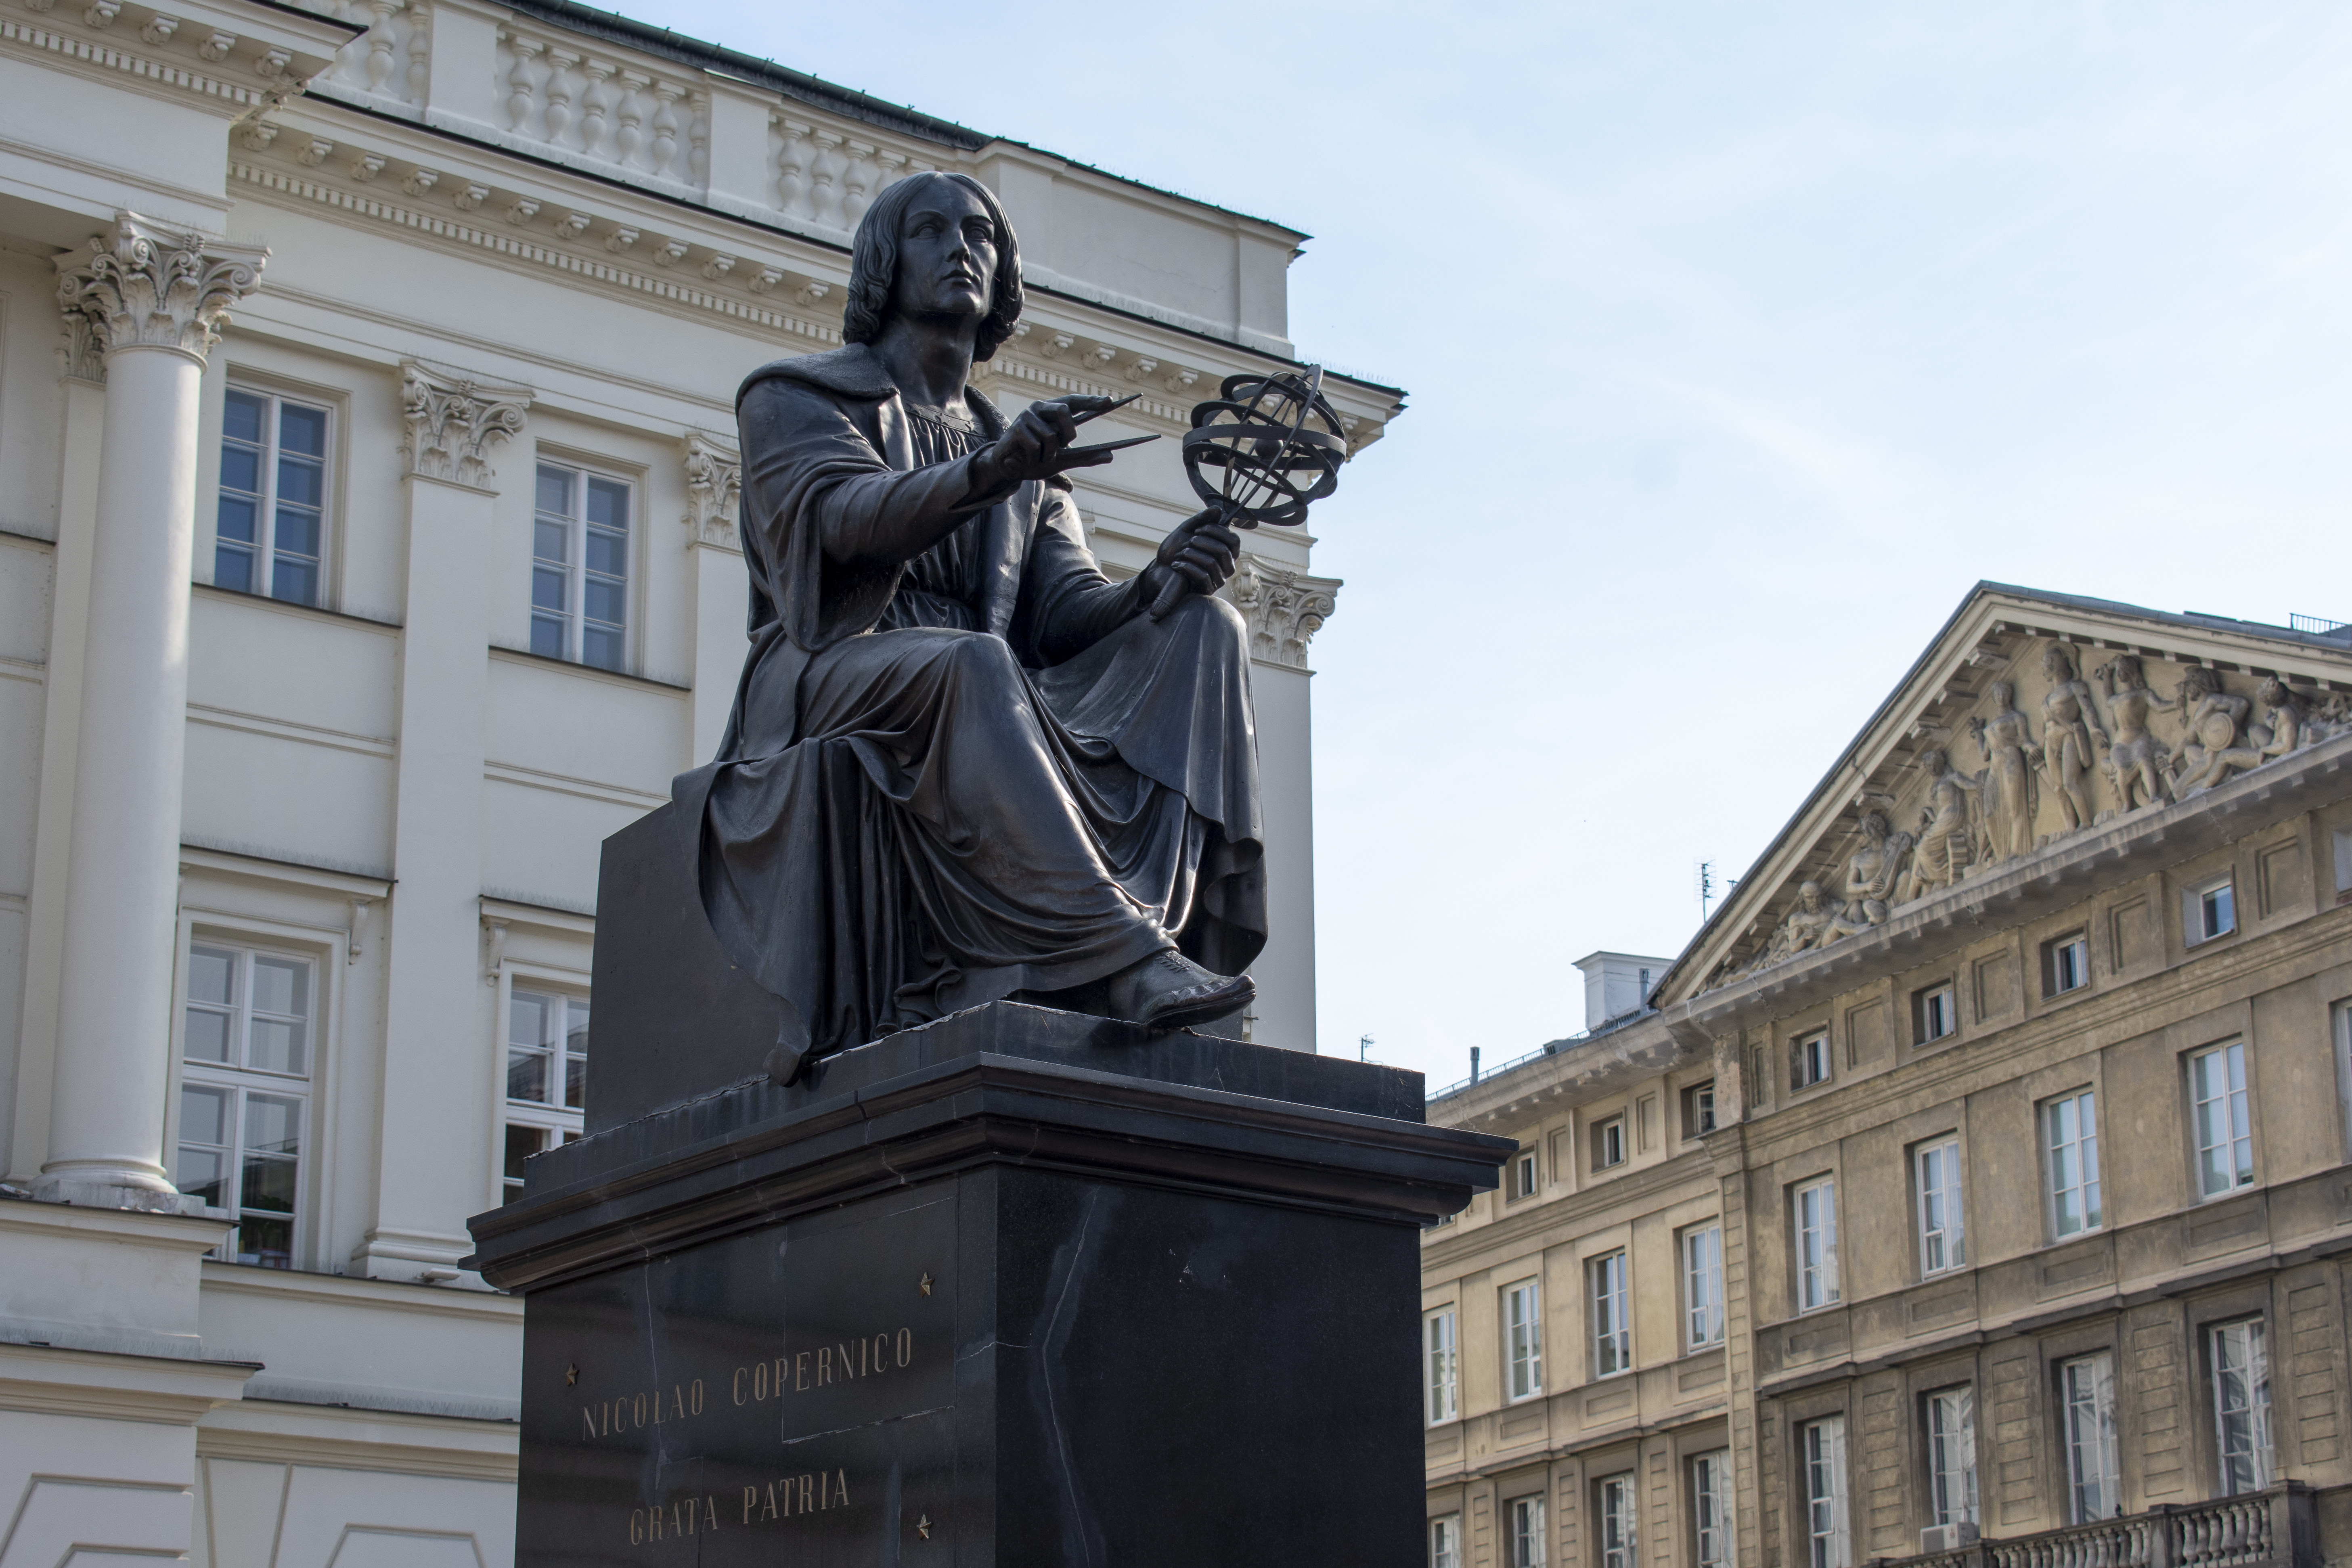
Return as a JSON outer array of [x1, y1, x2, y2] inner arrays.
[[691, 170, 1265, 1062]]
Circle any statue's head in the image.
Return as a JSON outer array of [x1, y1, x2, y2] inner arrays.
[[1796, 879, 1825, 910], [2113, 654, 2143, 685], [2043, 644, 2076, 682], [1989, 679, 2015, 709], [1919, 746, 1948, 776], [842, 170, 1024, 361], [2258, 675, 2293, 709], [1859, 808, 1890, 843], [2181, 666, 2221, 701]]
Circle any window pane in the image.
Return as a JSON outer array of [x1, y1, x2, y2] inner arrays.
[[504, 1122, 545, 1199], [274, 502, 322, 560], [583, 575, 627, 626], [250, 955, 307, 1018], [584, 526, 628, 578], [510, 992, 551, 1045], [582, 624, 625, 672], [241, 1149, 298, 1214], [188, 946, 235, 1005], [508, 1047, 549, 1103], [214, 540, 255, 592], [533, 517, 570, 567], [185, 1006, 232, 1063], [536, 465, 573, 517], [271, 554, 319, 607], [278, 401, 328, 457], [237, 1213, 293, 1270], [224, 389, 266, 444], [586, 476, 628, 528], [276, 452, 324, 508], [179, 1083, 228, 1149], [244, 1093, 301, 1160], [177, 1147, 224, 1209], [532, 563, 569, 613], [530, 613, 566, 659], [247, 1017, 307, 1076], [216, 489, 259, 540]]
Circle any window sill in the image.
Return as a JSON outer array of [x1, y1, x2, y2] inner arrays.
[[193, 580, 402, 630], [489, 642, 691, 692]]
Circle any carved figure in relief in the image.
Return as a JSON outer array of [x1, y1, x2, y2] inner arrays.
[[1901, 747, 1981, 903], [1761, 881, 1841, 965], [1839, 809, 1914, 930], [1967, 680, 2038, 862], [2168, 666, 2255, 798], [2037, 646, 2109, 832], [2091, 655, 2173, 816], [2246, 677, 2329, 763]]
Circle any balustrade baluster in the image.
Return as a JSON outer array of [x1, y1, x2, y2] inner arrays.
[[578, 59, 613, 156], [614, 72, 648, 167], [841, 141, 875, 227], [687, 93, 709, 185], [808, 131, 844, 228], [776, 119, 812, 218], [542, 49, 578, 147], [363, 0, 397, 92], [404, 2, 428, 104], [505, 35, 542, 131], [649, 83, 681, 178]]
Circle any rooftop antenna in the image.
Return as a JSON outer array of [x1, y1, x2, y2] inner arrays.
[[1694, 859, 1719, 919], [1358, 1034, 1375, 1062]]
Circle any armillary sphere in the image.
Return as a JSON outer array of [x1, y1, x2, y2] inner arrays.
[[1149, 365, 1347, 617]]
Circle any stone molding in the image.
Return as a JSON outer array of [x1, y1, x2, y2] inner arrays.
[[1230, 552, 1340, 670], [398, 359, 530, 486], [53, 213, 268, 366], [680, 430, 740, 550]]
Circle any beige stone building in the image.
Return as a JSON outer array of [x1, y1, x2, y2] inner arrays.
[[1423, 584, 2352, 1568]]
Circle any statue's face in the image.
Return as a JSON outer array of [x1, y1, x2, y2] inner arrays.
[[890, 180, 997, 325]]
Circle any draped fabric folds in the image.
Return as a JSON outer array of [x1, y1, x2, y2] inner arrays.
[[691, 345, 1265, 1059]]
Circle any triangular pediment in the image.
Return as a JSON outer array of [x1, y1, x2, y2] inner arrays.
[[1654, 584, 2352, 1005]]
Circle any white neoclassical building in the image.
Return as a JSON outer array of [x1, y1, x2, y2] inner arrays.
[[0, 0, 1397, 1556]]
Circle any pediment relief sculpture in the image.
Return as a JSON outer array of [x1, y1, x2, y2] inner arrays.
[[1704, 630, 2351, 993]]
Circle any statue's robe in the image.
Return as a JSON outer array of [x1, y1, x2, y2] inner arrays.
[[687, 343, 1265, 1061]]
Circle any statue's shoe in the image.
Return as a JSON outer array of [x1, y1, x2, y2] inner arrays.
[[1106, 949, 1255, 1033]]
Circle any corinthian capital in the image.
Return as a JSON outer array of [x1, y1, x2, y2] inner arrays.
[[54, 213, 268, 364], [681, 431, 742, 549], [1229, 553, 1342, 671], [400, 360, 532, 488]]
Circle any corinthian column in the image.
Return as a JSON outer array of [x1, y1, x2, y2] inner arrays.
[[38, 215, 267, 1209]]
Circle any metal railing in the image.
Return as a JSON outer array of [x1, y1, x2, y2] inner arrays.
[[1425, 1033, 1589, 1103], [2288, 613, 2347, 637], [1887, 1487, 2314, 1568]]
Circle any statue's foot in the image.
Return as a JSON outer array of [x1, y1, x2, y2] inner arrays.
[[1107, 949, 1255, 1033]]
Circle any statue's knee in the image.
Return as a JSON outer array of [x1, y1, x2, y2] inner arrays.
[[1178, 591, 1248, 644], [946, 632, 1023, 689]]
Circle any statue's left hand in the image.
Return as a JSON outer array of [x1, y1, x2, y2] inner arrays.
[[1144, 507, 1242, 607]]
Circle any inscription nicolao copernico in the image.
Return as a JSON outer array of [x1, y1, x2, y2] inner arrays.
[[575, 1323, 921, 1548]]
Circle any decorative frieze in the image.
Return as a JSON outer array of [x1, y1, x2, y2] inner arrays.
[[681, 432, 741, 550], [53, 213, 268, 364], [1229, 554, 1340, 671], [399, 360, 530, 487]]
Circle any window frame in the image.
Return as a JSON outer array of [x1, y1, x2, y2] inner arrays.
[[2187, 1039, 2255, 1200], [499, 969, 591, 1205], [214, 383, 333, 608], [1794, 1176, 1840, 1313], [2060, 1350, 2121, 1524], [1914, 1136, 1966, 1278], [2208, 1316, 2273, 1497], [1682, 1080, 1717, 1140], [1596, 1472, 1636, 1568], [2043, 1088, 2102, 1240], [172, 933, 326, 1271], [1424, 1306, 1460, 1426], [1592, 1114, 1627, 1171], [1800, 1415, 1850, 1568], [1508, 1145, 1539, 1201], [2186, 874, 2237, 946], [1503, 1277, 1544, 1403], [1683, 1223, 1725, 1349], [2042, 930, 2091, 997], [530, 456, 637, 672], [1590, 1249, 1631, 1378], [1793, 1028, 1830, 1090], [1925, 1383, 1978, 1528], [1506, 1493, 1547, 1568], [1429, 1514, 1462, 1568], [1913, 982, 1958, 1044], [1691, 1449, 1733, 1568]]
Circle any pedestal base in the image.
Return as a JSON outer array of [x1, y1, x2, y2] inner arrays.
[[467, 1002, 1508, 1566]]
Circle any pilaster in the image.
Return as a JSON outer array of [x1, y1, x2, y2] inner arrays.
[[358, 360, 530, 1281], [679, 429, 743, 764], [35, 214, 265, 1209]]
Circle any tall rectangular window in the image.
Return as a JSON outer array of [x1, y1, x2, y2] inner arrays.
[[1424, 1307, 1459, 1424], [2188, 876, 2237, 944], [1509, 1145, 1539, 1200], [1508, 1493, 1546, 1568], [2045, 1090, 2102, 1238], [504, 988, 589, 1202], [1682, 1080, 1717, 1139], [1795, 1030, 1830, 1089], [1504, 1278, 1544, 1401], [1795, 1177, 1839, 1311], [2061, 1352, 2120, 1523], [1925, 1385, 1978, 1526], [1590, 1251, 1630, 1377], [2044, 931, 2091, 996], [1429, 1515, 1461, 1568], [533, 462, 631, 670], [218, 388, 329, 606], [2210, 1318, 2272, 1496], [178, 942, 314, 1268], [1692, 1450, 1733, 1568], [1596, 1474, 1634, 1568], [1916, 1138, 1965, 1276], [1593, 1115, 1626, 1170], [1801, 1416, 1849, 1568], [1914, 983, 1957, 1043], [2189, 1041, 2254, 1198], [1685, 1223, 1725, 1348]]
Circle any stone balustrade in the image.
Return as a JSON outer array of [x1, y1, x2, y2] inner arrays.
[[1888, 1487, 2315, 1568]]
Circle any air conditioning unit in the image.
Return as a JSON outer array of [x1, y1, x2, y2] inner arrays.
[[1920, 1523, 1980, 1553]]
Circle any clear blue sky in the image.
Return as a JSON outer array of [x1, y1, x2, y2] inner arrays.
[[620, 0, 2352, 1084]]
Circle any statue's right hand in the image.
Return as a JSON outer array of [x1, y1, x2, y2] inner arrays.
[[970, 397, 1124, 491]]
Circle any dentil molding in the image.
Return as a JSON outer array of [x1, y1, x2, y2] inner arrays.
[[399, 360, 530, 487], [54, 212, 268, 366]]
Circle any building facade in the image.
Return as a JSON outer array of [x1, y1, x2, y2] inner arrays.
[[0, 3, 1396, 1559], [1424, 585, 2352, 1568]]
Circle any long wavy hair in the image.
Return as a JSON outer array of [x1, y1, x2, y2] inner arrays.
[[840, 171, 1024, 362]]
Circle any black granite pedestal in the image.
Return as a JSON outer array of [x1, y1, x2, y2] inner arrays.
[[464, 805, 1512, 1565]]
